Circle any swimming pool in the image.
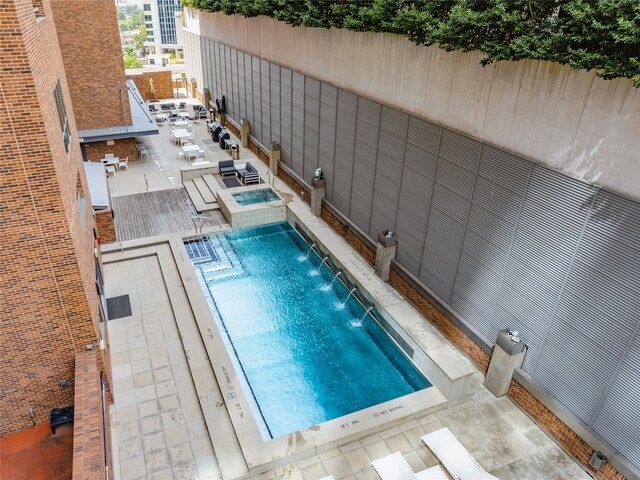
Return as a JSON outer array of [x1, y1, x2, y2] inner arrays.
[[186, 223, 430, 438], [232, 188, 280, 206]]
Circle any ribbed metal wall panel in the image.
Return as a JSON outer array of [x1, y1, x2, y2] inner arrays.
[[451, 147, 529, 336], [407, 116, 440, 154], [243, 53, 253, 128], [202, 39, 211, 99], [224, 46, 233, 115], [291, 81, 305, 177], [229, 49, 238, 119], [279, 68, 292, 166], [499, 168, 595, 349], [251, 56, 262, 144], [395, 168, 433, 276], [319, 82, 337, 201], [332, 89, 357, 216], [534, 319, 619, 424], [236, 50, 245, 118], [197, 48, 640, 470], [270, 64, 280, 142], [303, 84, 320, 181], [215, 43, 223, 98], [593, 358, 640, 468], [260, 59, 270, 144]]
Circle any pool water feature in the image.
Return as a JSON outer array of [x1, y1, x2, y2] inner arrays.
[[186, 223, 431, 439], [232, 188, 280, 206]]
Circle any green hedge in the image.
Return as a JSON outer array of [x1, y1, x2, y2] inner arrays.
[[181, 0, 640, 86]]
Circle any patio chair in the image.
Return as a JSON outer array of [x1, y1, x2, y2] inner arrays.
[[421, 428, 499, 480], [118, 157, 129, 171], [156, 117, 164, 126], [176, 149, 185, 161], [138, 145, 149, 160], [105, 165, 116, 177], [218, 159, 237, 178], [372, 452, 448, 480], [239, 162, 260, 185], [178, 101, 187, 110], [104, 153, 115, 159], [149, 104, 158, 113]]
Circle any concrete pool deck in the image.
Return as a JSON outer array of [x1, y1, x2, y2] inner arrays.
[[102, 104, 592, 480]]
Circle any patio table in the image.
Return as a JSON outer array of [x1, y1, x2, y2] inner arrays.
[[101, 157, 119, 168], [177, 112, 191, 119], [171, 129, 191, 140], [173, 120, 189, 127]]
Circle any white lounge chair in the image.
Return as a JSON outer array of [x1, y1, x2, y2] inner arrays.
[[421, 428, 499, 480], [372, 452, 448, 480]]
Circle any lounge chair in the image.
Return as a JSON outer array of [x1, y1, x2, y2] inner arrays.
[[238, 163, 260, 185], [149, 104, 158, 113], [178, 101, 187, 110], [372, 452, 448, 480], [218, 159, 237, 178], [421, 428, 499, 480]]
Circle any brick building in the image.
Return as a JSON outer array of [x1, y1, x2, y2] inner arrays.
[[0, 0, 118, 477], [0, 0, 105, 431], [50, 0, 158, 165]]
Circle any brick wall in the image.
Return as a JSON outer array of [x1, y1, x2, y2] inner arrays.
[[0, 0, 110, 434], [127, 70, 173, 101], [84, 138, 138, 163], [72, 351, 111, 480], [235, 130, 626, 479], [50, 0, 130, 131], [95, 210, 116, 244], [508, 381, 624, 480]]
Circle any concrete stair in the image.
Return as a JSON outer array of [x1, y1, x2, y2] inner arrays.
[[183, 177, 220, 213]]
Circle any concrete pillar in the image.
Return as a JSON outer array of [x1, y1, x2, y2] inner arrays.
[[240, 118, 250, 148], [203, 88, 211, 109], [484, 329, 526, 397], [375, 231, 397, 281], [269, 141, 280, 176], [310, 177, 325, 216]]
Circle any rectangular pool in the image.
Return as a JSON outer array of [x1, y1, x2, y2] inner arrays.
[[232, 188, 280, 206], [186, 223, 430, 438]]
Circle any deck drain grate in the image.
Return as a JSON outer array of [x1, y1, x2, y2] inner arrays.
[[106, 294, 132, 320]]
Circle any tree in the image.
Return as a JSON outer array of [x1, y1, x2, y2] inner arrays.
[[123, 46, 142, 69], [117, 5, 145, 32], [181, 0, 640, 85], [132, 25, 148, 54]]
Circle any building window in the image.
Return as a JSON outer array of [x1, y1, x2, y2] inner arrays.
[[53, 80, 70, 153], [143, 3, 150, 10]]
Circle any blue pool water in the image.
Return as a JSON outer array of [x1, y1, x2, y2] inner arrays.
[[186, 223, 430, 438], [233, 188, 280, 206]]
